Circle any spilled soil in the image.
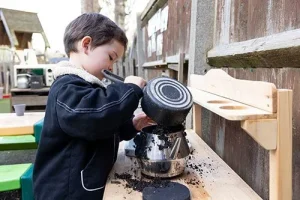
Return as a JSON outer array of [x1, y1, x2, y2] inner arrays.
[[113, 172, 171, 192]]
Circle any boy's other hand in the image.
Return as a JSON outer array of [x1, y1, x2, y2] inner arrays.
[[133, 112, 156, 131], [124, 76, 146, 89]]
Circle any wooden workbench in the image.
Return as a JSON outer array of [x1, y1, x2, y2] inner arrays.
[[104, 130, 261, 200], [0, 112, 45, 136]]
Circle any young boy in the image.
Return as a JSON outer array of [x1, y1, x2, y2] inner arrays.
[[33, 13, 151, 199]]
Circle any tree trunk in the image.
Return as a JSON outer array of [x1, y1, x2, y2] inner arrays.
[[114, 0, 126, 29], [81, 0, 101, 14]]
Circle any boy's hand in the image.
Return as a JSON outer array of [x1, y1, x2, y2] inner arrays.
[[133, 112, 156, 131], [124, 76, 146, 89]]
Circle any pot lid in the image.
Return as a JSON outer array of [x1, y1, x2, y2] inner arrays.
[[146, 77, 193, 109]]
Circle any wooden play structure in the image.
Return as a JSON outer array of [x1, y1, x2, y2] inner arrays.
[[0, 112, 44, 199], [189, 69, 292, 200]]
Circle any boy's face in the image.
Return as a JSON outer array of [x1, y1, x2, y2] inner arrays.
[[79, 37, 125, 80]]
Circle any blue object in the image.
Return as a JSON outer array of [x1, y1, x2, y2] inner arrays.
[[20, 164, 34, 200], [34, 118, 44, 144]]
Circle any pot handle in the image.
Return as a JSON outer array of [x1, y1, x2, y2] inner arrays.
[[102, 69, 124, 83], [102, 69, 148, 87]]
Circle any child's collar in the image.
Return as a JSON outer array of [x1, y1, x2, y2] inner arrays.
[[53, 61, 107, 87]]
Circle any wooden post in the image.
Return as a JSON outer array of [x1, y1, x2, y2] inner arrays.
[[0, 65, 3, 88], [113, 63, 118, 74], [269, 89, 293, 200], [178, 53, 185, 83], [193, 103, 202, 137], [136, 13, 145, 77], [3, 63, 8, 94], [124, 58, 129, 77], [129, 58, 135, 76], [117, 61, 124, 78]]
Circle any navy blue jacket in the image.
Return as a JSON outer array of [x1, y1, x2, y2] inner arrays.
[[33, 74, 143, 200]]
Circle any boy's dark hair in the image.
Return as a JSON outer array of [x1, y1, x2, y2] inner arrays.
[[64, 13, 128, 57]]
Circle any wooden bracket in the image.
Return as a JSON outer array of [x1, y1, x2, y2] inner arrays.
[[189, 70, 293, 200], [241, 119, 277, 150]]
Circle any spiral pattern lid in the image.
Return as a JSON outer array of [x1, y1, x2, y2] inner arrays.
[[147, 77, 193, 109]]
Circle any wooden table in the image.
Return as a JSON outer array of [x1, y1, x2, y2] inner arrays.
[[104, 130, 261, 200], [0, 112, 45, 136]]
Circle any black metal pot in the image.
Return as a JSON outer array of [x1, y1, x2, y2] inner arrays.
[[102, 70, 193, 126]]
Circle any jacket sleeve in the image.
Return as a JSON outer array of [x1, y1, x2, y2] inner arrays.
[[119, 117, 139, 141], [56, 79, 143, 141]]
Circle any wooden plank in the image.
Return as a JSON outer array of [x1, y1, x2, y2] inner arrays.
[[10, 87, 50, 92], [270, 89, 293, 200], [232, 0, 248, 42], [0, 10, 14, 47], [103, 130, 262, 199], [141, 0, 158, 20], [12, 96, 47, 106], [241, 119, 277, 150], [193, 104, 202, 137], [136, 13, 145, 77], [0, 112, 44, 136], [141, 0, 168, 25], [209, 29, 300, 58], [129, 58, 135, 75], [3, 64, 7, 94], [177, 53, 185, 83], [190, 69, 277, 113], [0, 66, 3, 87], [113, 63, 118, 74], [166, 55, 180, 63], [219, 0, 232, 45], [124, 58, 129, 77], [0, 135, 37, 151], [189, 87, 276, 121], [117, 62, 124, 78], [247, 0, 268, 40], [142, 60, 167, 67], [168, 63, 178, 71], [208, 29, 300, 68]]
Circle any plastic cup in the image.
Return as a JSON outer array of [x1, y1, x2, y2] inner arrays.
[[13, 104, 26, 116], [0, 87, 3, 99]]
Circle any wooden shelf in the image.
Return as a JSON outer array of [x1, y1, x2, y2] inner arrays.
[[10, 87, 50, 93], [189, 87, 276, 121], [189, 69, 292, 200]]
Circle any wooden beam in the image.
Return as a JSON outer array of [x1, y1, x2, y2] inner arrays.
[[12, 95, 47, 106], [166, 54, 189, 64], [269, 89, 293, 200], [208, 28, 300, 68], [124, 58, 129, 77], [141, 0, 168, 26], [136, 13, 145, 77], [178, 53, 185, 83], [142, 60, 167, 67], [168, 64, 178, 71], [0, 10, 14, 47], [129, 58, 135, 76], [193, 104, 202, 137], [241, 119, 277, 150]]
